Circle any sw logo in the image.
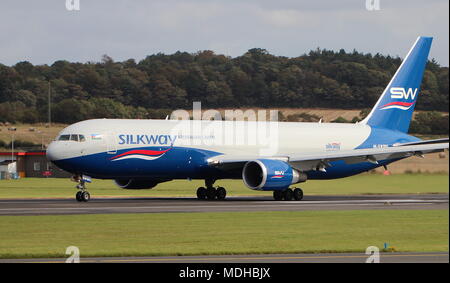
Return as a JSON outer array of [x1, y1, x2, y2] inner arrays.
[[380, 87, 419, 111], [272, 171, 285, 179]]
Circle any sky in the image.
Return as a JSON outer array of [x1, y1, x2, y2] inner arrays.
[[0, 0, 448, 66]]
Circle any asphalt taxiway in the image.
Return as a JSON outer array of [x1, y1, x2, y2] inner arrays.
[[0, 194, 447, 216], [0, 252, 447, 263]]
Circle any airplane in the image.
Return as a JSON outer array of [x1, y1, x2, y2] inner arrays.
[[46, 36, 449, 202]]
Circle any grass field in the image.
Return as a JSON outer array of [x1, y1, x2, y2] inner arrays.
[[0, 210, 447, 258], [0, 173, 447, 199]]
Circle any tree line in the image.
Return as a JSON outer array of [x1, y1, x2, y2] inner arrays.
[[0, 48, 448, 131]]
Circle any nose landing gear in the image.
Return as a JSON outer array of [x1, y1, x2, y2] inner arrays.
[[75, 190, 90, 202], [72, 175, 91, 202]]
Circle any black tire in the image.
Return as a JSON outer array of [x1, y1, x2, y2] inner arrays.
[[81, 191, 90, 202], [283, 189, 293, 201], [216, 187, 227, 200], [273, 191, 283, 201], [196, 187, 207, 200], [206, 187, 217, 200], [293, 188, 304, 201], [75, 191, 82, 202]]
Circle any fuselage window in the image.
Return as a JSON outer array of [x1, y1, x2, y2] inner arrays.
[[79, 135, 86, 142]]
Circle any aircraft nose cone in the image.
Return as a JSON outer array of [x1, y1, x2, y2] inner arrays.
[[46, 142, 59, 161]]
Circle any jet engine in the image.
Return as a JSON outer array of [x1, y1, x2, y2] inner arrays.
[[242, 159, 306, 191]]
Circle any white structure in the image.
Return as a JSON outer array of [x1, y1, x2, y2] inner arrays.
[[0, 161, 16, 173]]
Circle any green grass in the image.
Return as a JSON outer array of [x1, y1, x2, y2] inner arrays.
[[0, 173, 448, 199], [0, 210, 447, 258]]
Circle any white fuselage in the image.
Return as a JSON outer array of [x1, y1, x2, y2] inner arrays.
[[48, 119, 372, 160]]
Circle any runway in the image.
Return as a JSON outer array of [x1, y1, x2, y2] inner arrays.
[[0, 194, 447, 215], [0, 252, 447, 263]]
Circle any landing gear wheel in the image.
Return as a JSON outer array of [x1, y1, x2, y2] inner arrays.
[[206, 187, 217, 200], [216, 187, 227, 200], [73, 175, 91, 202], [80, 191, 90, 202], [273, 191, 283, 201], [283, 189, 293, 201], [293, 188, 304, 201], [197, 187, 207, 200], [76, 191, 82, 202]]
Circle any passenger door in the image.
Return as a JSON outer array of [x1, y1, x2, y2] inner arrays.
[[106, 131, 118, 155]]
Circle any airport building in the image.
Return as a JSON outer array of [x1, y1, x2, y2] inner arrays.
[[0, 151, 70, 179]]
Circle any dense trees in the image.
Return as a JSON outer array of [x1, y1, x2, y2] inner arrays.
[[409, 112, 449, 135], [0, 48, 448, 130]]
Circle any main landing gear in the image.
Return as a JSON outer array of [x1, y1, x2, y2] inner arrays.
[[273, 187, 303, 201], [196, 179, 227, 200], [72, 175, 91, 202]]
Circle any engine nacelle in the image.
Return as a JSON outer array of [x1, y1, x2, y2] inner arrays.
[[114, 179, 160, 190], [242, 159, 306, 191]]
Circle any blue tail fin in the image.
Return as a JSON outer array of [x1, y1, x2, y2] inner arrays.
[[361, 36, 433, 133]]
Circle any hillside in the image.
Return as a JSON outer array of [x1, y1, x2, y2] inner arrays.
[[0, 123, 65, 150]]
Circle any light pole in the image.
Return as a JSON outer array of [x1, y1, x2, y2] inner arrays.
[[38, 130, 44, 150], [48, 81, 51, 127], [8, 127, 16, 168]]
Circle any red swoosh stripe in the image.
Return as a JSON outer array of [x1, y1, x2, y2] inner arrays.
[[381, 101, 414, 107], [110, 149, 171, 160]]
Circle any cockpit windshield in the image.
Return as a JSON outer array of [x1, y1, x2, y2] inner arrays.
[[58, 134, 86, 142]]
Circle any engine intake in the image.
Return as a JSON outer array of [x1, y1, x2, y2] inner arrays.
[[242, 159, 306, 191]]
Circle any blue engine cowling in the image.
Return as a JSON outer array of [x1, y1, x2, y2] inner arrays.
[[242, 159, 306, 191]]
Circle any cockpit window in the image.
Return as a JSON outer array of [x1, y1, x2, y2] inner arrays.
[[58, 135, 70, 141], [58, 134, 86, 142]]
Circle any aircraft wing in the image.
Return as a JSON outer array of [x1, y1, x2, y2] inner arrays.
[[208, 142, 449, 172], [394, 138, 449, 146]]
